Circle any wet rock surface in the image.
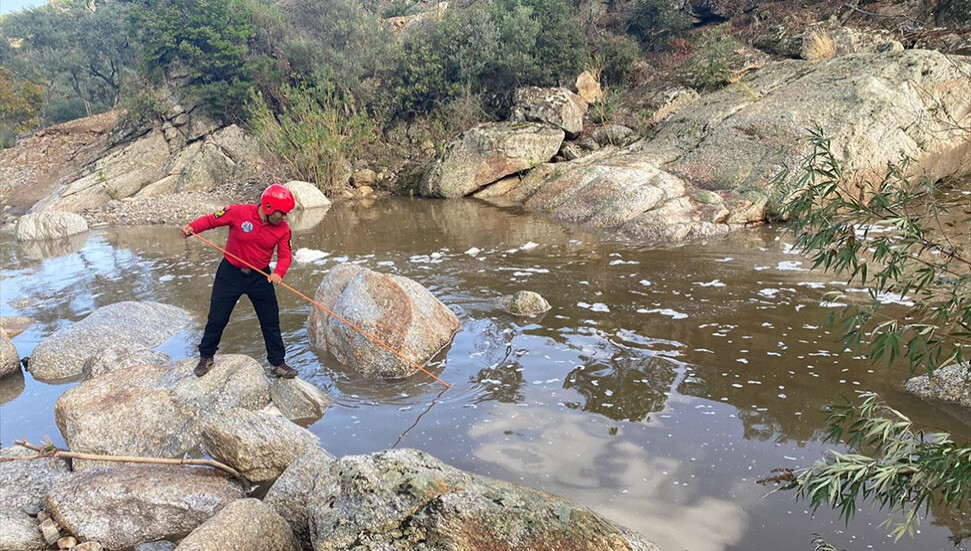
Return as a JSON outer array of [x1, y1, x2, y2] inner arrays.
[[264, 447, 336, 551], [0, 447, 72, 512]]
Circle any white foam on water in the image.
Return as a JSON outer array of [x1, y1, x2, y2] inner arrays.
[[638, 308, 688, 319], [294, 248, 330, 263], [465, 247, 481, 256], [695, 279, 726, 287]]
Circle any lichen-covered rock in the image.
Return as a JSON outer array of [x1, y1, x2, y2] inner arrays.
[[420, 122, 564, 199], [307, 448, 659, 551], [14, 211, 88, 241], [28, 301, 192, 381], [201, 408, 318, 483], [270, 378, 331, 424], [502, 291, 551, 316], [0, 508, 46, 551], [173, 499, 300, 551], [264, 448, 336, 551], [55, 355, 271, 469], [511, 87, 586, 137], [46, 466, 242, 551], [905, 363, 970, 423], [307, 264, 460, 379], [0, 447, 71, 512]]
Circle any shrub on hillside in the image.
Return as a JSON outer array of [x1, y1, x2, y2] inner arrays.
[[390, 0, 588, 119], [596, 34, 642, 85], [249, 84, 377, 196], [626, 0, 691, 51]]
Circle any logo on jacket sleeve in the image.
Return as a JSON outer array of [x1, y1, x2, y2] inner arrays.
[[214, 205, 231, 218], [241, 221, 254, 233]]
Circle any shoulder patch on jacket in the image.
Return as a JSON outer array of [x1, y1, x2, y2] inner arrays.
[[214, 205, 232, 218]]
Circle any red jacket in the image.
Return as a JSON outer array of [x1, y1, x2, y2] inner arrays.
[[189, 204, 292, 277]]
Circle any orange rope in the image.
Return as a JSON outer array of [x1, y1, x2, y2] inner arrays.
[[190, 233, 452, 389]]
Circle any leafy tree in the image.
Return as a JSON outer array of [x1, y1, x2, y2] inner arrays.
[[626, 0, 691, 51], [389, 0, 587, 120], [0, 1, 135, 123], [776, 127, 971, 542], [127, 0, 266, 121], [0, 66, 44, 147]]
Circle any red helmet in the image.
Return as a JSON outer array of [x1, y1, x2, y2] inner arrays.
[[260, 184, 295, 215]]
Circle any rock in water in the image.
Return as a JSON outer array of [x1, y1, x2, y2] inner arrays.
[[307, 264, 460, 379]]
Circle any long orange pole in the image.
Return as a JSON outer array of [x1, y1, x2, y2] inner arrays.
[[189, 233, 451, 389]]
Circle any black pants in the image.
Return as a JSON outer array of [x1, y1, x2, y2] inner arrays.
[[199, 258, 285, 365]]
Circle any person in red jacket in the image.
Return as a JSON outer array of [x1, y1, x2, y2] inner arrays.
[[181, 184, 297, 379]]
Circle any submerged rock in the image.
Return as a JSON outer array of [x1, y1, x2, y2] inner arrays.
[[420, 122, 564, 199], [173, 498, 300, 551], [502, 291, 551, 316], [307, 264, 460, 379], [308, 448, 659, 551], [28, 301, 192, 381], [46, 466, 242, 551]]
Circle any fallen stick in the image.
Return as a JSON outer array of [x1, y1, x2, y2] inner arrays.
[[3, 438, 244, 481]]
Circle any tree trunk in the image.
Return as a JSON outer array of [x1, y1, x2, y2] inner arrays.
[[71, 71, 92, 118]]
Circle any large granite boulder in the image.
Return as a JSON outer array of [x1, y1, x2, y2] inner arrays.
[[173, 499, 300, 551], [905, 363, 971, 424], [307, 448, 659, 551], [420, 122, 564, 199], [511, 87, 586, 137], [55, 355, 271, 469], [0, 447, 71, 512], [14, 211, 88, 241], [81, 345, 171, 380], [0, 508, 46, 551], [200, 408, 319, 483], [283, 180, 332, 210], [27, 301, 192, 381], [307, 264, 460, 379], [264, 448, 336, 551], [0, 332, 18, 379], [46, 466, 243, 551], [499, 50, 971, 243]]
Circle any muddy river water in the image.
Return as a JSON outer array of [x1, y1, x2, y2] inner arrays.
[[1, 198, 968, 551]]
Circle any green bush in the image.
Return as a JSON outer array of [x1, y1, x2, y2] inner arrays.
[[128, 0, 269, 123], [597, 34, 641, 86], [249, 84, 377, 196], [687, 24, 741, 90], [626, 0, 691, 51], [117, 76, 166, 131], [390, 0, 588, 119]]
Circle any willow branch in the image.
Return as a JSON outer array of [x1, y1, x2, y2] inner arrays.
[[4, 439, 244, 481]]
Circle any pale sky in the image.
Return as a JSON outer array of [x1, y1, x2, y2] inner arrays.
[[1, 0, 44, 16]]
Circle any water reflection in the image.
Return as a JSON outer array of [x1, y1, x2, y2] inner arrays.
[[18, 232, 88, 260], [0, 370, 25, 405], [564, 356, 678, 422]]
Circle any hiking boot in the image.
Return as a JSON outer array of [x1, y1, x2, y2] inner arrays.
[[270, 361, 297, 379], [194, 356, 214, 377]]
